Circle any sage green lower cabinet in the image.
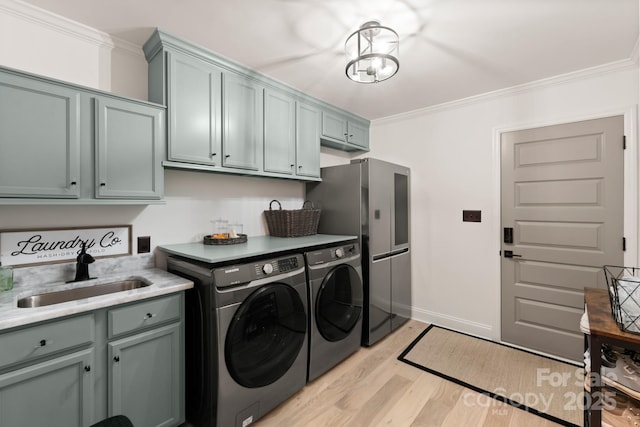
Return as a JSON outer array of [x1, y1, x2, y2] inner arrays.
[[108, 323, 181, 427], [0, 349, 94, 427], [0, 293, 184, 427], [0, 71, 81, 198], [94, 97, 164, 199]]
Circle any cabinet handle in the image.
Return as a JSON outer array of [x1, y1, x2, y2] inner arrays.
[[84, 365, 91, 372], [144, 312, 155, 320], [114, 356, 120, 363], [298, 166, 302, 169], [100, 182, 106, 187], [290, 164, 295, 168], [70, 181, 77, 186], [38, 339, 47, 347], [225, 154, 231, 158], [211, 153, 217, 157]]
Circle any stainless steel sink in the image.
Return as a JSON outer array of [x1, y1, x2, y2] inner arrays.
[[17, 278, 151, 308]]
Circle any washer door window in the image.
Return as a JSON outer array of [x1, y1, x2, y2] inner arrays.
[[225, 283, 306, 388], [316, 265, 363, 342]]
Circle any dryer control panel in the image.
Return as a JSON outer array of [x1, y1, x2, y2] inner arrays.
[[305, 242, 360, 265], [254, 256, 299, 278], [214, 254, 303, 287]]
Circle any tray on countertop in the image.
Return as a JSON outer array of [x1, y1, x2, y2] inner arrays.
[[203, 234, 248, 245]]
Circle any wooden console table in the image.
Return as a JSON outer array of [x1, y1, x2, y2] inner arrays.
[[585, 287, 640, 426]]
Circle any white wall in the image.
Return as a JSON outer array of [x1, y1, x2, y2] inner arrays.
[[1, 0, 638, 343], [368, 62, 639, 339]]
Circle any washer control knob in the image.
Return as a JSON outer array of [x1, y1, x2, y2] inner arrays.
[[262, 263, 273, 274], [335, 248, 344, 258]]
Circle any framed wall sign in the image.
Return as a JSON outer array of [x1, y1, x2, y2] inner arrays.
[[0, 225, 132, 267]]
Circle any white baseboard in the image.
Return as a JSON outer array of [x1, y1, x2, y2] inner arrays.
[[410, 306, 494, 340]]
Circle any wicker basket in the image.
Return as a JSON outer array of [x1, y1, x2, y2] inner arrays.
[[264, 200, 320, 237], [604, 265, 640, 334]]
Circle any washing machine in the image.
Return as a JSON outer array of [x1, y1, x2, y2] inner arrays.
[[304, 242, 363, 382], [167, 253, 308, 427]]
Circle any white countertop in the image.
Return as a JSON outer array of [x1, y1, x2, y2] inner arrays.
[[0, 256, 193, 332]]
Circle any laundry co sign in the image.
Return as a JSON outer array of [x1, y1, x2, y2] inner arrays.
[[0, 226, 131, 266]]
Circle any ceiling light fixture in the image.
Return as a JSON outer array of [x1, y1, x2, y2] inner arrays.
[[345, 21, 399, 84]]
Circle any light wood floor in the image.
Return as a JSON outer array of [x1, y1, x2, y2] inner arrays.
[[255, 320, 565, 427]]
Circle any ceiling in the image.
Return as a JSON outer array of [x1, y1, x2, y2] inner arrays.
[[18, 0, 639, 120]]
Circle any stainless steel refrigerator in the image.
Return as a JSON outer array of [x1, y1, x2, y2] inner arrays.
[[306, 158, 411, 346]]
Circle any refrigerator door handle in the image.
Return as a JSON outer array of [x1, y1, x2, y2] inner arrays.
[[372, 247, 409, 261]]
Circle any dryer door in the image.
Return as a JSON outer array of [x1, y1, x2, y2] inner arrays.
[[316, 264, 363, 342], [225, 283, 306, 388]]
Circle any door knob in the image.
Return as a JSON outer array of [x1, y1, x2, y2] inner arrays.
[[504, 250, 522, 258]]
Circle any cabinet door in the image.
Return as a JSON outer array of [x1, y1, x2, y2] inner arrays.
[[321, 111, 347, 142], [264, 89, 295, 175], [167, 52, 222, 166], [223, 73, 263, 170], [95, 97, 164, 199], [296, 102, 320, 178], [347, 121, 369, 149], [0, 349, 94, 427], [0, 72, 80, 198], [109, 323, 182, 427]]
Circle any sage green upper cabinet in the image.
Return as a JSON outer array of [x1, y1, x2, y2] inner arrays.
[[264, 89, 296, 175], [263, 91, 320, 179], [91, 96, 164, 202], [347, 120, 369, 149], [0, 66, 166, 205], [321, 110, 370, 151], [222, 73, 263, 171], [0, 72, 80, 198], [296, 102, 321, 178], [167, 52, 222, 166], [95, 97, 164, 199], [143, 29, 369, 182], [321, 110, 348, 143]]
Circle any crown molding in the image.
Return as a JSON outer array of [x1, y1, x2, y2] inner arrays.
[[373, 57, 639, 126], [111, 36, 145, 58], [630, 37, 639, 64], [0, 0, 114, 49]]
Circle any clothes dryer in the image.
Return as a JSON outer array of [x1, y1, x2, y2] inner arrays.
[[167, 253, 308, 427], [304, 242, 363, 382]]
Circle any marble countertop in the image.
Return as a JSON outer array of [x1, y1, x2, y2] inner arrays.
[[158, 234, 357, 264], [0, 255, 192, 332]]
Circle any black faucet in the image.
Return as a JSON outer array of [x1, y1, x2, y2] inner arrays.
[[70, 242, 95, 282]]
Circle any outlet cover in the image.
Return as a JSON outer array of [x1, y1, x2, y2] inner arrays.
[[462, 210, 481, 222], [137, 236, 151, 253]]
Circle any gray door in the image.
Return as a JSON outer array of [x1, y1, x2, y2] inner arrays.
[[501, 116, 624, 361]]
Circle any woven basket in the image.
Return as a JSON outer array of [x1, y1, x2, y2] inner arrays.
[[264, 200, 320, 237]]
